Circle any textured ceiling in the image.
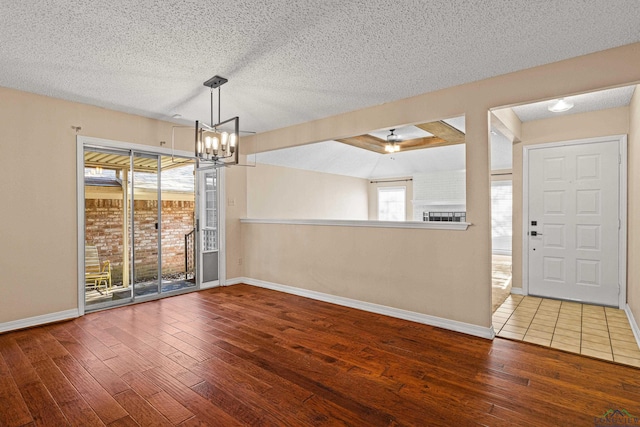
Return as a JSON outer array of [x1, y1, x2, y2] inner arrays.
[[1, 1, 639, 133], [510, 85, 636, 122]]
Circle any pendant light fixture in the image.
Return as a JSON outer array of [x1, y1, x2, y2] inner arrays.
[[385, 129, 401, 153], [195, 75, 239, 168], [548, 98, 574, 113]]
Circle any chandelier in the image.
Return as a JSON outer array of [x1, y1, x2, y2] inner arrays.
[[195, 75, 239, 168], [385, 129, 401, 153]]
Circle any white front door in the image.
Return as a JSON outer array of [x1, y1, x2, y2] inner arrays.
[[527, 138, 621, 306]]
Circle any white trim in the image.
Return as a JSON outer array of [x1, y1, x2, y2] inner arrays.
[[510, 287, 525, 295], [200, 281, 221, 290], [0, 309, 79, 334], [228, 277, 494, 339], [80, 135, 194, 158], [219, 168, 227, 286], [522, 135, 628, 308], [619, 136, 628, 309], [225, 277, 246, 286], [240, 218, 470, 230], [625, 304, 640, 350], [76, 137, 86, 315]]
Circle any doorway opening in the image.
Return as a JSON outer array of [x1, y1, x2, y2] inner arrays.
[[78, 138, 223, 313], [489, 84, 639, 366], [490, 126, 513, 312]]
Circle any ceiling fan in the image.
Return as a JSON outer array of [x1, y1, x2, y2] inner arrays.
[[385, 129, 401, 153]]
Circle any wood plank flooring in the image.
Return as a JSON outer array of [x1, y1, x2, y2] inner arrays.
[[1, 284, 639, 426]]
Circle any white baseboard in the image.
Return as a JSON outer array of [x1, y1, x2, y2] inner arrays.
[[510, 287, 525, 295], [224, 277, 245, 286], [200, 281, 221, 290], [0, 309, 79, 334], [227, 277, 494, 339], [624, 304, 640, 349]]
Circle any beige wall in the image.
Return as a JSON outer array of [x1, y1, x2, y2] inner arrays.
[[224, 157, 247, 279], [247, 163, 368, 220], [2, 42, 640, 332], [241, 43, 640, 330], [367, 178, 414, 221], [0, 87, 243, 323], [243, 223, 487, 324], [511, 106, 631, 291], [629, 85, 640, 321]]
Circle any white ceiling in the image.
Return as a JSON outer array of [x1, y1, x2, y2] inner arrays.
[[249, 117, 467, 179], [249, 140, 466, 180], [1, 1, 639, 134], [511, 85, 637, 122]]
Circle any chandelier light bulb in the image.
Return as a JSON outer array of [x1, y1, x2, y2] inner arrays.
[[221, 132, 229, 151], [229, 133, 237, 153]]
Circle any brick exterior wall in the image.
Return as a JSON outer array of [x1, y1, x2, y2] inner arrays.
[[85, 198, 194, 283]]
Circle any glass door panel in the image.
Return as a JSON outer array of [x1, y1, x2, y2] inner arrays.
[[83, 147, 133, 308], [199, 169, 219, 287], [160, 156, 197, 293], [132, 152, 160, 298]]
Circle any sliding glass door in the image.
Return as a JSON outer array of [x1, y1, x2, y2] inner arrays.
[[132, 152, 161, 298], [83, 145, 199, 311], [160, 155, 197, 293], [83, 148, 134, 308]]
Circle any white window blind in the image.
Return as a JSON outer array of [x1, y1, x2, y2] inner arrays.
[[378, 187, 406, 221], [491, 180, 512, 254]]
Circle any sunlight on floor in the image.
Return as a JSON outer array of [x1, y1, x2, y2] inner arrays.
[[494, 295, 640, 368], [492, 255, 512, 312]]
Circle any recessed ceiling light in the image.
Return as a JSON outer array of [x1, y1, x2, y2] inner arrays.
[[171, 113, 182, 119], [548, 98, 574, 113]]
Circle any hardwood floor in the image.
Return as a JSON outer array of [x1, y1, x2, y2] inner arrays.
[[1, 285, 639, 426]]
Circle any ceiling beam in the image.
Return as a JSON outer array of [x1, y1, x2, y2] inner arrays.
[[336, 135, 387, 154], [397, 136, 452, 151], [415, 121, 465, 145]]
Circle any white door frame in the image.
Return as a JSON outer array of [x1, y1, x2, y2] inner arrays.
[[195, 167, 226, 289], [522, 135, 627, 308], [76, 136, 227, 315]]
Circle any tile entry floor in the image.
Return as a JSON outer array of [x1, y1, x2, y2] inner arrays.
[[493, 294, 640, 368]]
